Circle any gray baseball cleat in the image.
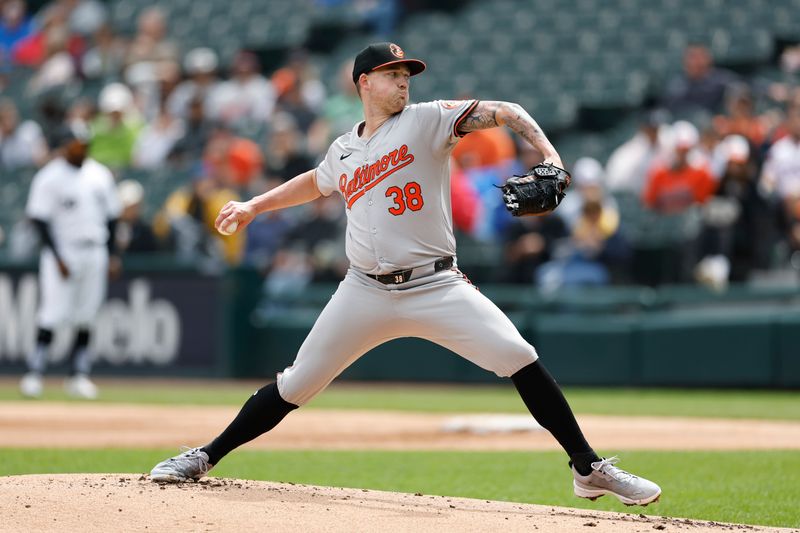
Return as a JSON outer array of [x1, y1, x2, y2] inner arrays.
[[572, 456, 661, 506], [150, 447, 213, 482]]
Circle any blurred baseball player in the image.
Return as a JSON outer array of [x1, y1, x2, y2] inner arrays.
[[151, 43, 661, 506], [19, 125, 122, 400]]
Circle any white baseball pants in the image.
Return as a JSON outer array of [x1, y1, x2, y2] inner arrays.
[[37, 246, 108, 329]]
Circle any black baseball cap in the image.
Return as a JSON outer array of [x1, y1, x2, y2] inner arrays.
[[352, 42, 426, 85]]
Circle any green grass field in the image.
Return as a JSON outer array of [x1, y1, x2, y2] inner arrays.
[[2, 380, 799, 528], [2, 449, 798, 528], [1, 380, 798, 420]]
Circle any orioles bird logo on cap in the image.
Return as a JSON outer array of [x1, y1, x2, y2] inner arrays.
[[389, 43, 404, 58]]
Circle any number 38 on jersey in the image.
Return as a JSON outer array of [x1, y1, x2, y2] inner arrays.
[[386, 181, 424, 216]]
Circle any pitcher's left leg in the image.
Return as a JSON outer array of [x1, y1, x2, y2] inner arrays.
[[403, 272, 661, 505]]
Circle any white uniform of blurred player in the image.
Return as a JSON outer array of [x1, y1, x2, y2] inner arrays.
[[20, 126, 121, 399]]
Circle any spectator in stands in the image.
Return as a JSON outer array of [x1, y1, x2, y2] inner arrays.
[[572, 199, 627, 270], [271, 48, 326, 113], [12, 2, 83, 67], [167, 47, 221, 120], [160, 131, 246, 265], [157, 173, 243, 266], [209, 50, 276, 127], [27, 24, 77, 95], [760, 102, 800, 262], [243, 177, 296, 271], [132, 101, 184, 169], [65, 0, 108, 38], [0, 97, 48, 169], [691, 123, 723, 178], [0, 0, 33, 62], [226, 136, 263, 187], [760, 103, 800, 201], [125, 6, 178, 69], [307, 60, 362, 155], [537, 197, 629, 289], [763, 46, 800, 110], [81, 23, 127, 80], [115, 179, 162, 254], [557, 157, 618, 231], [501, 210, 568, 284], [125, 48, 181, 122], [89, 82, 142, 169], [449, 157, 481, 236], [698, 135, 770, 284], [605, 109, 670, 194], [264, 112, 313, 183], [643, 121, 716, 214], [761, 87, 800, 146], [661, 44, 737, 115], [275, 76, 319, 135], [712, 85, 767, 149], [168, 95, 213, 167], [275, 194, 347, 283]]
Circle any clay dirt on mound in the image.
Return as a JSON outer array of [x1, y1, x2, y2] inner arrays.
[[2, 402, 800, 451], [0, 474, 792, 533]]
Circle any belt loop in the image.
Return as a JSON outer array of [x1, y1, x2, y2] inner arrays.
[[434, 256, 454, 272]]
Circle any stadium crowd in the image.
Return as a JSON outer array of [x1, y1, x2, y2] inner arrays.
[[2, 0, 800, 292]]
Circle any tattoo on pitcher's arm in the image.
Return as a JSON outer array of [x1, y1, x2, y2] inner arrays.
[[498, 102, 554, 155], [456, 100, 558, 160], [457, 101, 501, 132]]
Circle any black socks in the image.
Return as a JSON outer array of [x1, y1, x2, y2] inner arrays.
[[511, 360, 600, 476], [201, 362, 597, 473], [29, 328, 94, 376], [202, 382, 298, 465], [27, 328, 54, 374], [68, 329, 92, 376]]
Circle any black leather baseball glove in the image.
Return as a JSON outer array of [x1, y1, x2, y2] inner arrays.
[[500, 163, 571, 216]]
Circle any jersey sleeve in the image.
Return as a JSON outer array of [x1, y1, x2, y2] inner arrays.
[[412, 99, 479, 152], [25, 167, 55, 221], [314, 143, 340, 197]]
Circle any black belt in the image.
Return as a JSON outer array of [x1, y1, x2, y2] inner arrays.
[[366, 256, 454, 285]]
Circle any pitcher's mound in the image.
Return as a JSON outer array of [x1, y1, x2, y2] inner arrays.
[[0, 474, 782, 532]]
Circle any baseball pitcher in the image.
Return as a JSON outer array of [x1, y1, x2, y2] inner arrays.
[[151, 43, 661, 506]]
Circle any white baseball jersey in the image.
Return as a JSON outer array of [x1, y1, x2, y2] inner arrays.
[[315, 99, 478, 274], [26, 157, 121, 247], [25, 157, 121, 328]]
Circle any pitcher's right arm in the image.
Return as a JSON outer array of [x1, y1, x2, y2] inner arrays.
[[215, 169, 322, 234]]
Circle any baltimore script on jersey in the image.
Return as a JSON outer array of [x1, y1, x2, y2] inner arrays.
[[338, 143, 415, 208]]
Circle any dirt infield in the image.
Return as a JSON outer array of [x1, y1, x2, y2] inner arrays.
[[2, 474, 795, 533], [3, 402, 799, 532], [1, 402, 799, 450]]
